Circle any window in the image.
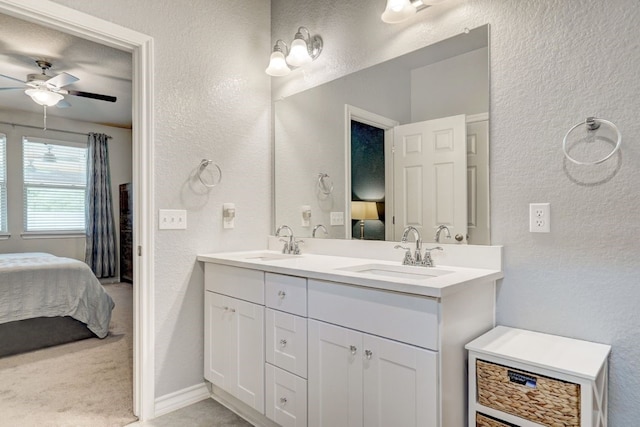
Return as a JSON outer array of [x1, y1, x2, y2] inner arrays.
[[0, 134, 6, 233], [23, 137, 87, 233]]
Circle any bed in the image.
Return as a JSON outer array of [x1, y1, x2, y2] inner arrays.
[[0, 252, 115, 357]]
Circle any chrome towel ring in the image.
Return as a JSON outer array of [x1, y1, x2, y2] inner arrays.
[[562, 117, 621, 165], [317, 173, 333, 195], [197, 159, 222, 188]]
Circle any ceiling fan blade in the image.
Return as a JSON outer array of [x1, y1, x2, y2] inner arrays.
[[67, 89, 116, 103], [46, 72, 79, 89], [0, 73, 26, 84], [56, 99, 71, 108], [0, 87, 24, 91]]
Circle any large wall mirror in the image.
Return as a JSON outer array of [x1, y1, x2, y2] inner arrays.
[[275, 25, 490, 245]]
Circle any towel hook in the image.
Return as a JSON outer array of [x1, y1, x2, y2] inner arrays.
[[562, 117, 621, 165], [197, 159, 222, 188]]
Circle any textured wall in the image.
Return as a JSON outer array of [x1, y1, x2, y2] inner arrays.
[[51, 0, 272, 397], [272, 0, 640, 422]]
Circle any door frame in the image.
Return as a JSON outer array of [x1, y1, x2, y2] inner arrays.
[[0, 0, 155, 420], [344, 105, 398, 240]]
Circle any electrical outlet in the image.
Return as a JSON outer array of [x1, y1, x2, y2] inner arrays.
[[159, 209, 187, 230], [529, 203, 550, 233]]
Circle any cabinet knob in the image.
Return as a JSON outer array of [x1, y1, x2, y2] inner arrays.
[[222, 306, 235, 313], [279, 397, 288, 406], [280, 339, 288, 348], [365, 349, 373, 360], [278, 290, 286, 299], [350, 345, 357, 355]]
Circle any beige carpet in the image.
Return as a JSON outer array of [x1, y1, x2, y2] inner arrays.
[[0, 283, 137, 427]]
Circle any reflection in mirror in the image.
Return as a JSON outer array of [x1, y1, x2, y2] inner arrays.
[[275, 25, 490, 244]]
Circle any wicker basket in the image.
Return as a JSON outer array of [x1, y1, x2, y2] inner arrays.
[[476, 359, 581, 426], [476, 412, 516, 427]]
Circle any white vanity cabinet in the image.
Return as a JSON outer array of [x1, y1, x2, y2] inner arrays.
[[199, 249, 501, 427], [204, 264, 265, 414]]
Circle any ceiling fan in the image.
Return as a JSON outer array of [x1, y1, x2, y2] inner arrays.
[[0, 59, 117, 107]]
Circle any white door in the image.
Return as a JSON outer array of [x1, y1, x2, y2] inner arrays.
[[204, 292, 233, 390], [234, 298, 265, 413], [308, 320, 363, 427], [466, 119, 490, 245], [393, 115, 467, 243], [362, 334, 438, 427]]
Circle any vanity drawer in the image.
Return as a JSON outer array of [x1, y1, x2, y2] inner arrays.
[[205, 263, 264, 305], [265, 363, 307, 427], [308, 279, 439, 350], [265, 273, 307, 317], [266, 309, 307, 378]]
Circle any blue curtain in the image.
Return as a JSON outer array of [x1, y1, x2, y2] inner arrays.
[[85, 132, 116, 278]]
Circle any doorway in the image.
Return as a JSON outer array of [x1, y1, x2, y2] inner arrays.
[[0, 0, 155, 419]]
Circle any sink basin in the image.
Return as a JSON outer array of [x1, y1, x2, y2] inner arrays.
[[337, 263, 453, 280], [240, 252, 299, 261]]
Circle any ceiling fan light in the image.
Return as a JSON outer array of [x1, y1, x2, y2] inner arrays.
[[381, 0, 417, 23], [25, 88, 63, 107], [286, 38, 313, 67]]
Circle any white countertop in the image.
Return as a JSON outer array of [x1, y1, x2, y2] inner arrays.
[[197, 250, 503, 298]]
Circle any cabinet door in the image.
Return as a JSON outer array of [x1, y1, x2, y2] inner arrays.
[[363, 334, 438, 427], [266, 363, 308, 427], [308, 320, 363, 427], [204, 292, 234, 389], [234, 297, 265, 414], [266, 308, 308, 378]]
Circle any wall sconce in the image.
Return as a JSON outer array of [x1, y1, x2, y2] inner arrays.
[[265, 27, 323, 77], [351, 201, 379, 240], [381, 0, 447, 24]]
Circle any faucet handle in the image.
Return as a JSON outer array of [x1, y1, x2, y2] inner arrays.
[[422, 247, 443, 267], [279, 238, 290, 254], [394, 245, 414, 265], [292, 238, 304, 255]]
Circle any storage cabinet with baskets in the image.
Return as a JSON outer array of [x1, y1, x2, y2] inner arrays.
[[466, 326, 611, 427]]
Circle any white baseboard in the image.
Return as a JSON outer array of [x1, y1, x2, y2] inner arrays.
[[154, 382, 210, 418]]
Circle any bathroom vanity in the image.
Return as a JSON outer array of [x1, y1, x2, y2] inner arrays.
[[198, 242, 502, 427]]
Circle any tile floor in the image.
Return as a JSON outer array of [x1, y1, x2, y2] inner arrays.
[[128, 398, 252, 427]]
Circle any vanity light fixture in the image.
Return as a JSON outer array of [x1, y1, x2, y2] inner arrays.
[[265, 40, 291, 76], [265, 27, 323, 77], [381, 0, 446, 24], [25, 87, 63, 106]]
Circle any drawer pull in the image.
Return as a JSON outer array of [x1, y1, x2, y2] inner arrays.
[[280, 397, 288, 406], [350, 345, 357, 355], [280, 339, 288, 348], [365, 349, 373, 360], [278, 290, 286, 299]]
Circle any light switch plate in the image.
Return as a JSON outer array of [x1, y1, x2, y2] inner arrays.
[[159, 209, 187, 230], [330, 211, 344, 226]]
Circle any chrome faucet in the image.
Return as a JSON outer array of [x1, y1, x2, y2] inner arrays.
[[312, 224, 328, 238], [434, 225, 451, 243], [275, 225, 303, 254], [401, 226, 423, 264]]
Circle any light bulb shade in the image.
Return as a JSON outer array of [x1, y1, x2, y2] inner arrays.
[[25, 88, 64, 106], [351, 201, 379, 220], [381, 0, 417, 23], [286, 38, 313, 67], [265, 51, 291, 76]]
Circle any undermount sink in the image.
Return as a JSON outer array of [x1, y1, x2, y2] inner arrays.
[[240, 252, 299, 261], [337, 263, 453, 280]]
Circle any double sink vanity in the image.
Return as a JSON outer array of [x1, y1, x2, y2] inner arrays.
[[197, 237, 503, 427]]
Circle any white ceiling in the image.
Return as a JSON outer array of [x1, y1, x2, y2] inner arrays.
[[0, 12, 132, 128]]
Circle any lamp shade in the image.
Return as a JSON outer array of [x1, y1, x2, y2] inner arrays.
[[286, 38, 312, 67], [351, 201, 379, 220], [25, 88, 63, 107], [381, 0, 416, 23], [265, 51, 291, 76]]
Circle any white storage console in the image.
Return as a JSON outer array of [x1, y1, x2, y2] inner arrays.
[[466, 326, 611, 427]]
